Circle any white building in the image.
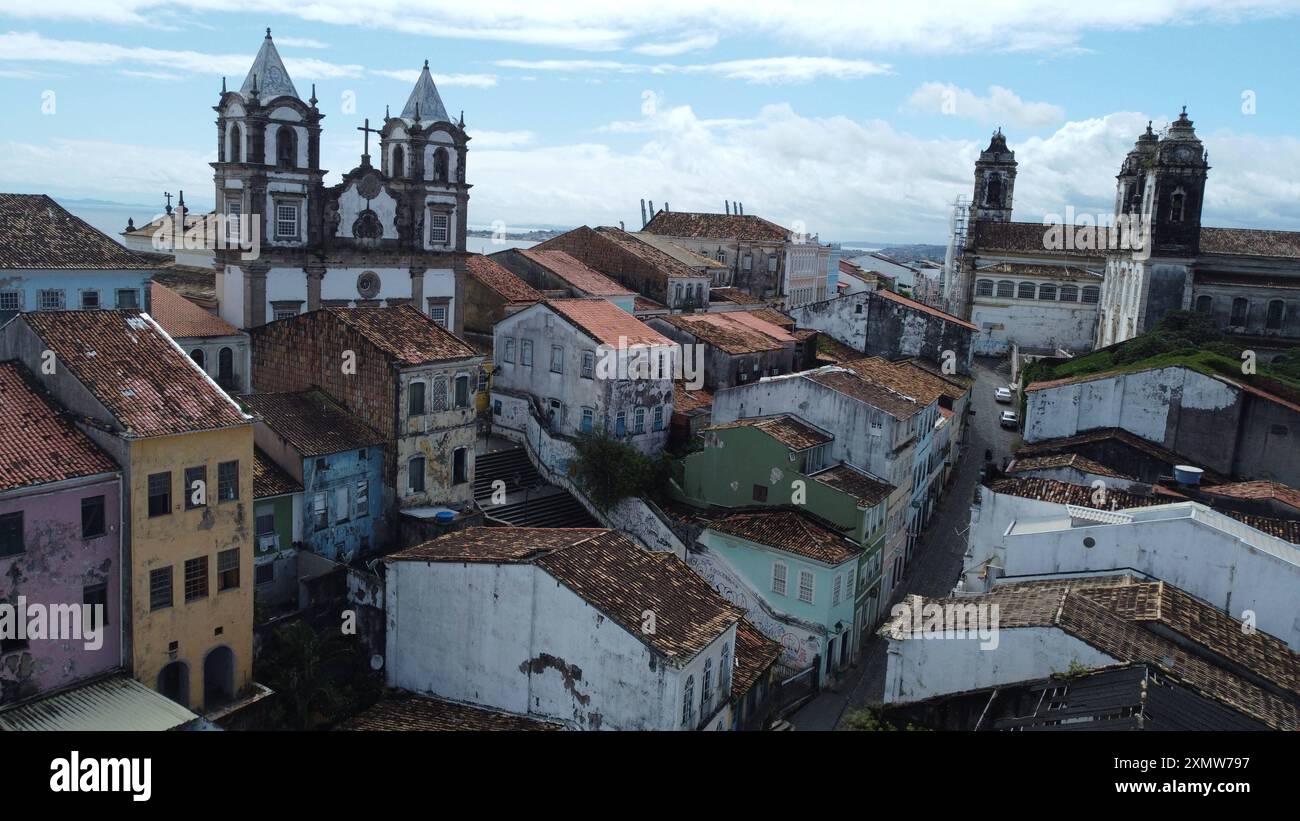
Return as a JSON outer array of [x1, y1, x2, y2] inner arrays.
[[383, 527, 753, 731], [491, 299, 676, 456], [970, 262, 1101, 355], [149, 282, 250, 394]]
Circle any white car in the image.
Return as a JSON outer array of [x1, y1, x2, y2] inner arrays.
[[999, 410, 1019, 429], [994, 387, 1014, 403]]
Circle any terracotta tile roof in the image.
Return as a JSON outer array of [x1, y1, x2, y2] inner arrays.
[[0, 360, 120, 492], [732, 618, 781, 698], [152, 265, 216, 305], [1199, 480, 1300, 512], [1005, 452, 1137, 481], [975, 261, 1103, 281], [806, 367, 925, 420], [971, 219, 1110, 260], [325, 305, 477, 365], [897, 577, 1300, 730], [519, 249, 636, 297], [1014, 428, 1229, 484], [904, 357, 974, 392], [661, 312, 792, 355], [243, 390, 385, 457], [21, 310, 250, 437], [747, 307, 795, 328], [814, 335, 862, 365], [547, 299, 674, 347], [252, 446, 301, 498], [1223, 512, 1300, 546], [339, 692, 563, 731], [590, 226, 704, 282], [673, 382, 713, 415], [707, 414, 831, 451], [149, 282, 241, 338], [1201, 226, 1300, 259], [634, 295, 668, 313], [710, 287, 764, 306], [465, 254, 542, 304], [810, 463, 895, 507], [643, 210, 789, 242], [629, 232, 730, 271], [841, 356, 945, 406], [707, 508, 861, 565], [535, 530, 744, 660], [986, 477, 1174, 511], [388, 527, 608, 564], [875, 288, 978, 331], [0, 194, 158, 270]]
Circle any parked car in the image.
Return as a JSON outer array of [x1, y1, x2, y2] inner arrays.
[[999, 410, 1019, 429], [994, 387, 1014, 403]]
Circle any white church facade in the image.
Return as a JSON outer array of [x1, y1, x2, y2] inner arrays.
[[213, 30, 470, 332]]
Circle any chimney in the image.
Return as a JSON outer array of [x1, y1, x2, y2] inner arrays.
[[640, 199, 647, 228], [665, 202, 669, 212], [649, 200, 655, 217], [725, 201, 731, 215], [739, 202, 744, 215]]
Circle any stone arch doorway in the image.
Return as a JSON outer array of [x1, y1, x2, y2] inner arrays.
[[203, 645, 236, 711], [157, 660, 190, 708]]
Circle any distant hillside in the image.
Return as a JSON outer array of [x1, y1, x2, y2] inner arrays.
[[872, 244, 946, 265]]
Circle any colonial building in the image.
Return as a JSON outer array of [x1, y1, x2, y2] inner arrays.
[[491, 299, 676, 454], [150, 282, 250, 394], [534, 226, 711, 311], [0, 361, 123, 704], [460, 254, 541, 339], [212, 31, 470, 332], [0, 311, 256, 713], [0, 193, 154, 323], [249, 306, 483, 522], [648, 310, 797, 392], [492, 248, 638, 313]]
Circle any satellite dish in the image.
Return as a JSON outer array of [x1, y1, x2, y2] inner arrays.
[[370, 654, 384, 671]]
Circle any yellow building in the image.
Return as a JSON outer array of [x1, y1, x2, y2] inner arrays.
[[1, 310, 255, 713]]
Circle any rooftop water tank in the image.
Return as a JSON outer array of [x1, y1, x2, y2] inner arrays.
[[1173, 465, 1203, 485]]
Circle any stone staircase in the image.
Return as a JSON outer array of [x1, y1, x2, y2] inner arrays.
[[474, 446, 599, 528]]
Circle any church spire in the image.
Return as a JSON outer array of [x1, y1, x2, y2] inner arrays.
[[240, 27, 300, 101], [400, 60, 449, 123]]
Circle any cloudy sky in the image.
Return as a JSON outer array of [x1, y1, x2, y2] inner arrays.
[[2, 1, 1300, 243]]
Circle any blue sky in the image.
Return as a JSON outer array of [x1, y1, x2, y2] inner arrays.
[[2, 1, 1300, 243]]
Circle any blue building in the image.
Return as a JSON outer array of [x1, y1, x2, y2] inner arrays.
[[243, 390, 390, 562], [0, 194, 155, 324]]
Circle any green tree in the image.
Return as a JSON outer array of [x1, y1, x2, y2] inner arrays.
[[254, 620, 378, 730], [568, 430, 657, 511]]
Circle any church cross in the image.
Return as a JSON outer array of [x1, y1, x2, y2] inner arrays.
[[357, 118, 382, 160], [164, 191, 173, 214]]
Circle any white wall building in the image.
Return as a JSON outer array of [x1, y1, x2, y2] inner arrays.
[[970, 262, 1102, 355]]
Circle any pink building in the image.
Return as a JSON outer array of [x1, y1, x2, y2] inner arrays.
[[0, 361, 123, 704]]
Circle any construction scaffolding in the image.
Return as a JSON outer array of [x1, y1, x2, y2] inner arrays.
[[942, 195, 970, 318]]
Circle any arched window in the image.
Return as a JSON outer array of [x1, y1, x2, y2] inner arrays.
[[702, 658, 714, 713], [995, 280, 1014, 298], [682, 675, 695, 727], [229, 123, 242, 163], [719, 643, 731, 695], [432, 147, 449, 182], [408, 455, 426, 493], [391, 145, 405, 179], [985, 175, 1003, 207], [1230, 298, 1249, 327], [975, 279, 994, 297], [190, 349, 205, 370], [275, 126, 296, 168], [1016, 282, 1035, 299], [1059, 285, 1078, 302], [1038, 283, 1057, 301], [1081, 286, 1100, 304], [218, 347, 234, 390], [1266, 299, 1284, 330], [1195, 294, 1213, 314], [1169, 189, 1186, 223]]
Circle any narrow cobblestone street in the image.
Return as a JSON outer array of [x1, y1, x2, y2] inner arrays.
[[791, 357, 1020, 729]]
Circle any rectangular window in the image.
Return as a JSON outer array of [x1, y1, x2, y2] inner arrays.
[[503, 338, 515, 363], [409, 457, 426, 493], [615, 410, 626, 437], [429, 304, 448, 328], [255, 512, 276, 537], [255, 563, 275, 586], [453, 447, 468, 485], [550, 345, 564, 374], [184, 556, 209, 602], [149, 567, 173, 611], [217, 460, 239, 501], [312, 492, 327, 531], [653, 405, 664, 431], [752, 484, 768, 502], [430, 213, 450, 244], [455, 374, 470, 408], [408, 381, 426, 416], [217, 548, 240, 591], [147, 472, 171, 517], [832, 574, 842, 606], [334, 486, 350, 523], [356, 481, 369, 518], [38, 289, 66, 310], [581, 407, 594, 434], [521, 340, 533, 367], [275, 203, 298, 239], [273, 308, 298, 321], [83, 583, 108, 627], [772, 563, 787, 596], [798, 570, 815, 604], [116, 289, 139, 309], [184, 465, 206, 510], [0, 512, 23, 557], [743, 254, 752, 271], [226, 202, 242, 241], [847, 570, 856, 598], [80, 289, 100, 309], [81, 496, 106, 539], [0, 291, 22, 311], [581, 351, 595, 379], [432, 376, 448, 412], [767, 254, 778, 273]]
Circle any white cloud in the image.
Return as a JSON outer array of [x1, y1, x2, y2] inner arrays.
[[494, 56, 889, 84], [468, 130, 537, 148], [906, 82, 1065, 127], [274, 36, 329, 49], [369, 68, 498, 87], [116, 68, 184, 81], [632, 33, 718, 56]]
